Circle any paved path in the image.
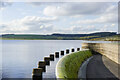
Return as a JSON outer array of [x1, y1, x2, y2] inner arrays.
[[78, 56, 93, 78], [86, 54, 119, 79], [102, 56, 120, 79]]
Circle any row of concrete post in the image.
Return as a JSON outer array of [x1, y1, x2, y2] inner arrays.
[[32, 48, 80, 80]]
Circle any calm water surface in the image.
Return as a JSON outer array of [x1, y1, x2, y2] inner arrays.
[[2, 40, 84, 78], [1, 40, 112, 78]]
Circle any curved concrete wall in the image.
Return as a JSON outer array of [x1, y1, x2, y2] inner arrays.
[[82, 43, 119, 64], [56, 50, 92, 79]]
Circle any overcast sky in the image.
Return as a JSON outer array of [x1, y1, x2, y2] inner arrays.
[[0, 2, 118, 34]]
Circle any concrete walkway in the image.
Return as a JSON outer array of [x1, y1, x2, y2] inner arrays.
[[78, 56, 93, 78], [86, 54, 119, 80], [102, 56, 120, 79]]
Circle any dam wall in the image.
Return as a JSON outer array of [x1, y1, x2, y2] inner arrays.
[[82, 43, 119, 64]]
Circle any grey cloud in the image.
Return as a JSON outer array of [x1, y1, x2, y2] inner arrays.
[[0, 1, 12, 10], [28, 2, 64, 6], [43, 2, 114, 16], [0, 24, 8, 31]]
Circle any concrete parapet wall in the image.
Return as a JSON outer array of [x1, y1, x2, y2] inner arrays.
[[82, 43, 119, 64]]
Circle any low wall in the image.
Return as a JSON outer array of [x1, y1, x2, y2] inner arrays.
[[82, 43, 119, 64], [56, 50, 92, 79]]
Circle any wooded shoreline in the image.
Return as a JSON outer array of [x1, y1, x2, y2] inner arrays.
[[1, 32, 119, 41]]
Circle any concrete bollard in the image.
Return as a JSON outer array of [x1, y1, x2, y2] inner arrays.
[[61, 51, 64, 55], [55, 52, 59, 58], [44, 57, 50, 65], [38, 61, 46, 72], [50, 54, 54, 61], [71, 48, 75, 52], [66, 49, 69, 54], [32, 68, 43, 80], [77, 48, 80, 51]]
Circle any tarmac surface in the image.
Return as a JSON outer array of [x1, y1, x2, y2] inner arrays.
[[102, 56, 120, 79], [86, 54, 119, 80]]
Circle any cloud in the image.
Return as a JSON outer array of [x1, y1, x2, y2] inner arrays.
[[1, 2, 118, 34], [0, 1, 12, 10], [43, 2, 113, 16], [27, 24, 54, 33], [52, 25, 101, 34], [75, 13, 117, 24], [0, 21, 29, 32], [100, 24, 117, 32], [0, 16, 57, 33], [28, 2, 59, 6], [71, 25, 99, 33], [69, 24, 116, 34], [111, 24, 115, 27], [21, 16, 58, 24]]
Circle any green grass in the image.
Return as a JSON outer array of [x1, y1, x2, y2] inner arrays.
[[56, 50, 92, 79], [89, 35, 120, 41]]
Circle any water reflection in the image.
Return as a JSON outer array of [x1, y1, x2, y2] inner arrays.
[[2, 40, 83, 78]]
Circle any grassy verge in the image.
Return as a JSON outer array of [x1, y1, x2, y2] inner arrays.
[[56, 50, 92, 79]]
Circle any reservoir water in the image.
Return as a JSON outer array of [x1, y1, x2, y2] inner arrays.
[[1, 40, 112, 78]]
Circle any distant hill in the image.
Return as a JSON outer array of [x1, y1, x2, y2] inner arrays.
[[52, 32, 116, 37], [96, 33, 120, 41], [1, 32, 117, 40]]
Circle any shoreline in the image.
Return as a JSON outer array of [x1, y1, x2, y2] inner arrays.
[[0, 38, 89, 41], [1, 37, 120, 41]]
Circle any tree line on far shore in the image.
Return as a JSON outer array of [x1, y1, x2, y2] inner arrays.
[[1, 32, 118, 41]]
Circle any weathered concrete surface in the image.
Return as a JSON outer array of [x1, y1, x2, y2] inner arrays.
[[102, 56, 120, 79], [86, 54, 119, 79], [82, 43, 119, 64]]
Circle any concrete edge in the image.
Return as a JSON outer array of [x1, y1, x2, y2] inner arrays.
[[78, 56, 93, 79]]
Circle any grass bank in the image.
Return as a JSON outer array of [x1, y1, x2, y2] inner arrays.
[[56, 50, 92, 79]]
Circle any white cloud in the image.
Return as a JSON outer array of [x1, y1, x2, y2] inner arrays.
[[70, 24, 117, 34], [0, 16, 57, 33], [75, 12, 117, 24], [71, 25, 99, 33], [21, 16, 58, 23], [111, 24, 115, 27], [52, 25, 100, 34], [0, 20, 29, 32]]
